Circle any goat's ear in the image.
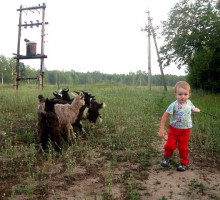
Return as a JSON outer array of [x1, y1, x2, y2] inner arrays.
[[65, 88, 69, 92], [101, 102, 106, 108], [79, 92, 84, 98]]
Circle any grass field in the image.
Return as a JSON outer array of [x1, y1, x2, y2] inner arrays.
[[0, 83, 219, 199]]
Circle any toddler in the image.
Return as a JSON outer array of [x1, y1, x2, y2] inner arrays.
[[158, 81, 200, 171]]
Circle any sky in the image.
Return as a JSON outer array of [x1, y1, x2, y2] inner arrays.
[[0, 0, 187, 76]]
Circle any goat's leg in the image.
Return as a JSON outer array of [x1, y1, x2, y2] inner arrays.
[[39, 115, 49, 151], [66, 124, 76, 145], [70, 126, 76, 139], [66, 126, 71, 145], [50, 129, 63, 152], [61, 128, 68, 143], [39, 129, 49, 151], [67, 124, 76, 144], [73, 120, 86, 138]]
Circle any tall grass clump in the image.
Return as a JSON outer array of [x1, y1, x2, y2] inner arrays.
[[190, 92, 220, 159]]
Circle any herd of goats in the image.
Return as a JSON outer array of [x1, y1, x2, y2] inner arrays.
[[37, 88, 105, 152]]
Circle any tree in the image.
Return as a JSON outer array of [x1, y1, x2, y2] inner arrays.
[[0, 56, 16, 84], [160, 0, 220, 91], [187, 47, 220, 92], [0, 55, 8, 84]]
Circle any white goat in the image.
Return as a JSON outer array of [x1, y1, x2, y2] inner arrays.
[[54, 93, 85, 141]]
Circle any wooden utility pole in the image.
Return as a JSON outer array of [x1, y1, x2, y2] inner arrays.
[[149, 19, 167, 91], [147, 11, 151, 90], [142, 11, 167, 91], [14, 5, 22, 89], [14, 3, 48, 90], [39, 3, 46, 89]]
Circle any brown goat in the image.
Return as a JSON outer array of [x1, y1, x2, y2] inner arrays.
[[54, 93, 85, 141]]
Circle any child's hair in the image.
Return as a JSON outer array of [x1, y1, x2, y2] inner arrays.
[[174, 81, 191, 93]]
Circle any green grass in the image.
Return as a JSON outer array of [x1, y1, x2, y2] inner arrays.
[[0, 83, 219, 199]]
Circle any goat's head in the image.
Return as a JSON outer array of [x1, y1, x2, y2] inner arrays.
[[75, 90, 96, 107], [45, 98, 56, 112], [74, 90, 105, 124], [87, 100, 106, 124], [71, 92, 85, 107], [37, 94, 46, 113], [59, 88, 71, 101], [52, 91, 62, 99]]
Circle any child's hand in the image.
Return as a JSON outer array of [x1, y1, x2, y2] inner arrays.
[[193, 107, 200, 113], [158, 129, 166, 138]]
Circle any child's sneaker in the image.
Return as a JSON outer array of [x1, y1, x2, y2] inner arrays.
[[177, 164, 188, 171], [160, 156, 170, 167]]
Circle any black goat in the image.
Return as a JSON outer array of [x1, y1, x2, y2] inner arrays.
[[37, 97, 63, 152]]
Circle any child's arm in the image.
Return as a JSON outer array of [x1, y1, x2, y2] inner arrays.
[[158, 112, 169, 138], [193, 107, 200, 113]]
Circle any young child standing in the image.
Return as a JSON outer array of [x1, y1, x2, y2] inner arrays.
[[158, 81, 200, 171]]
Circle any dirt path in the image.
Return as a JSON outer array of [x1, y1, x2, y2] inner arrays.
[[143, 138, 220, 200], [45, 139, 220, 200]]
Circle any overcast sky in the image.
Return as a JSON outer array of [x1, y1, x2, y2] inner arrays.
[[0, 0, 187, 75]]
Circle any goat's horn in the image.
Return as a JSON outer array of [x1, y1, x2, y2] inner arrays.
[[102, 102, 106, 108]]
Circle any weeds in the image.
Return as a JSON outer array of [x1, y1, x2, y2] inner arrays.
[[188, 179, 208, 196]]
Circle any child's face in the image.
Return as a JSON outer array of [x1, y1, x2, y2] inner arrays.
[[175, 87, 190, 104]]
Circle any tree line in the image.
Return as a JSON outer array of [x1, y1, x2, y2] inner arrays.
[[0, 55, 184, 86], [47, 70, 185, 86]]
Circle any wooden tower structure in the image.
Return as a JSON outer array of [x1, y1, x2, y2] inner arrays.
[[13, 3, 48, 90]]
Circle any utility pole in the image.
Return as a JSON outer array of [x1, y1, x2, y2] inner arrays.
[[40, 3, 46, 89], [147, 11, 151, 90], [14, 5, 22, 89], [14, 3, 48, 90], [149, 19, 167, 91], [142, 10, 167, 91]]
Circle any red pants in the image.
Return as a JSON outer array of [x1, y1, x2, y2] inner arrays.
[[163, 125, 191, 165]]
